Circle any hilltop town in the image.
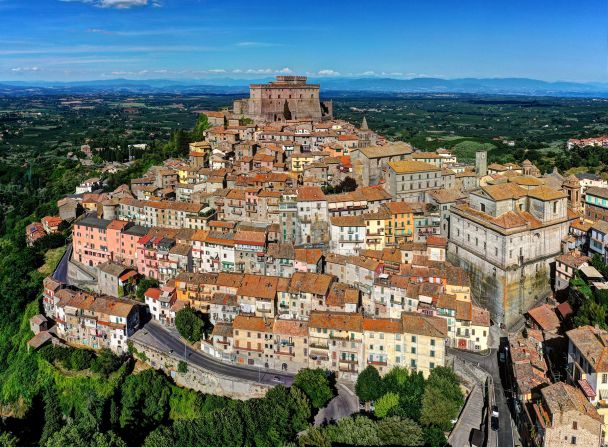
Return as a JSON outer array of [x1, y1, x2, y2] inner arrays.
[[22, 75, 608, 446]]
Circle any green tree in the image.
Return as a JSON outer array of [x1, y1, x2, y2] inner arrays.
[[355, 365, 384, 402], [0, 431, 19, 447], [298, 426, 331, 447], [191, 114, 210, 141], [45, 421, 126, 447], [91, 349, 123, 376], [178, 361, 188, 374], [420, 367, 463, 431], [338, 176, 357, 193], [423, 425, 447, 447], [377, 416, 424, 446], [293, 368, 334, 409], [41, 383, 63, 445], [374, 391, 400, 418], [175, 307, 207, 343], [136, 278, 159, 302], [119, 370, 171, 435], [325, 416, 380, 446], [143, 426, 175, 447], [574, 300, 607, 328], [68, 348, 95, 370]]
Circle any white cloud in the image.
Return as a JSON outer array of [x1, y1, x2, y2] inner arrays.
[[207, 69, 226, 73], [60, 0, 150, 9], [317, 69, 340, 76], [278, 67, 293, 74], [11, 66, 40, 72]]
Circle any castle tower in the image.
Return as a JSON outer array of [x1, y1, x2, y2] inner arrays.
[[361, 116, 369, 130], [475, 151, 487, 177], [562, 174, 582, 213]]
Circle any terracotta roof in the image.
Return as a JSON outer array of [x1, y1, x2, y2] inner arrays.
[[237, 274, 279, 300], [401, 312, 448, 338], [541, 382, 603, 424], [472, 306, 491, 327], [586, 186, 608, 200], [363, 318, 402, 333], [326, 283, 359, 307], [309, 311, 363, 332], [357, 142, 413, 159], [289, 272, 334, 296], [294, 248, 323, 265], [232, 315, 273, 332], [330, 215, 365, 227], [555, 253, 589, 269], [384, 201, 413, 214], [527, 186, 567, 201], [272, 319, 308, 337], [480, 183, 527, 201], [527, 304, 560, 331], [211, 322, 233, 338], [567, 325, 608, 372], [297, 186, 326, 202], [388, 160, 441, 174], [144, 288, 161, 300]]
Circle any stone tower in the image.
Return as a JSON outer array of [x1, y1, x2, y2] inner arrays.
[[475, 151, 487, 177], [361, 116, 369, 130], [562, 174, 582, 213]]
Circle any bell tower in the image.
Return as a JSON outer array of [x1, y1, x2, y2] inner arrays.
[[562, 174, 581, 213]]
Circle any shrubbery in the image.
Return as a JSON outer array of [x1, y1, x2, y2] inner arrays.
[[38, 345, 123, 374]]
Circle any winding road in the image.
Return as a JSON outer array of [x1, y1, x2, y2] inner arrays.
[[132, 321, 295, 387]]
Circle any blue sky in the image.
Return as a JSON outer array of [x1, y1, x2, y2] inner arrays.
[[0, 0, 607, 82]]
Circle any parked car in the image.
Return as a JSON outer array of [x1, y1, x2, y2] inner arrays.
[[491, 415, 499, 431]]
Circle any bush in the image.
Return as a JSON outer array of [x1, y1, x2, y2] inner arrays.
[[293, 368, 334, 409], [67, 348, 95, 370], [91, 349, 123, 376], [355, 365, 384, 403], [178, 361, 188, 374], [175, 308, 207, 343]]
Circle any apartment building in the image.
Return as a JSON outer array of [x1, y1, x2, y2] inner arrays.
[[53, 289, 140, 354]]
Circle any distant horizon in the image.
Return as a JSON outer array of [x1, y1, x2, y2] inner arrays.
[[1, 0, 607, 83], [2, 75, 608, 86]]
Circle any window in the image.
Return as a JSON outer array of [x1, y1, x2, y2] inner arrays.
[[480, 203, 486, 212], [603, 374, 608, 384], [572, 421, 578, 430], [571, 436, 576, 444]]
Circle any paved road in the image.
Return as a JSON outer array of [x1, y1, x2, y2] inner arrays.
[[314, 383, 359, 425], [133, 321, 294, 387], [448, 347, 514, 447], [52, 243, 72, 284]]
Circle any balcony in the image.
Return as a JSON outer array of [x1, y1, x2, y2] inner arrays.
[[367, 360, 387, 366], [339, 358, 358, 364], [310, 343, 329, 350]]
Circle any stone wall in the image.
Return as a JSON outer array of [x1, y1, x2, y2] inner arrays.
[[130, 338, 271, 400], [448, 243, 552, 327]]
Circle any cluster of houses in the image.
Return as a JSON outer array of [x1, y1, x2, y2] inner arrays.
[[32, 75, 608, 412]]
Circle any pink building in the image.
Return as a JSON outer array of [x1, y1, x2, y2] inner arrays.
[[73, 215, 147, 268]]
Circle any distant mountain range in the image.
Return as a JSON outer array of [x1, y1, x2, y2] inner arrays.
[[2, 77, 608, 97]]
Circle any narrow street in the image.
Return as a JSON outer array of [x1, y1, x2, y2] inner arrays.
[[448, 347, 514, 447], [314, 383, 359, 425]]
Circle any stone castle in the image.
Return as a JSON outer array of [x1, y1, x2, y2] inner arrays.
[[233, 75, 333, 122]]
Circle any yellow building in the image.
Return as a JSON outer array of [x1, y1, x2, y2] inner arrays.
[[363, 318, 403, 375], [400, 312, 448, 378], [308, 311, 364, 381], [363, 208, 390, 250], [383, 202, 414, 245]]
